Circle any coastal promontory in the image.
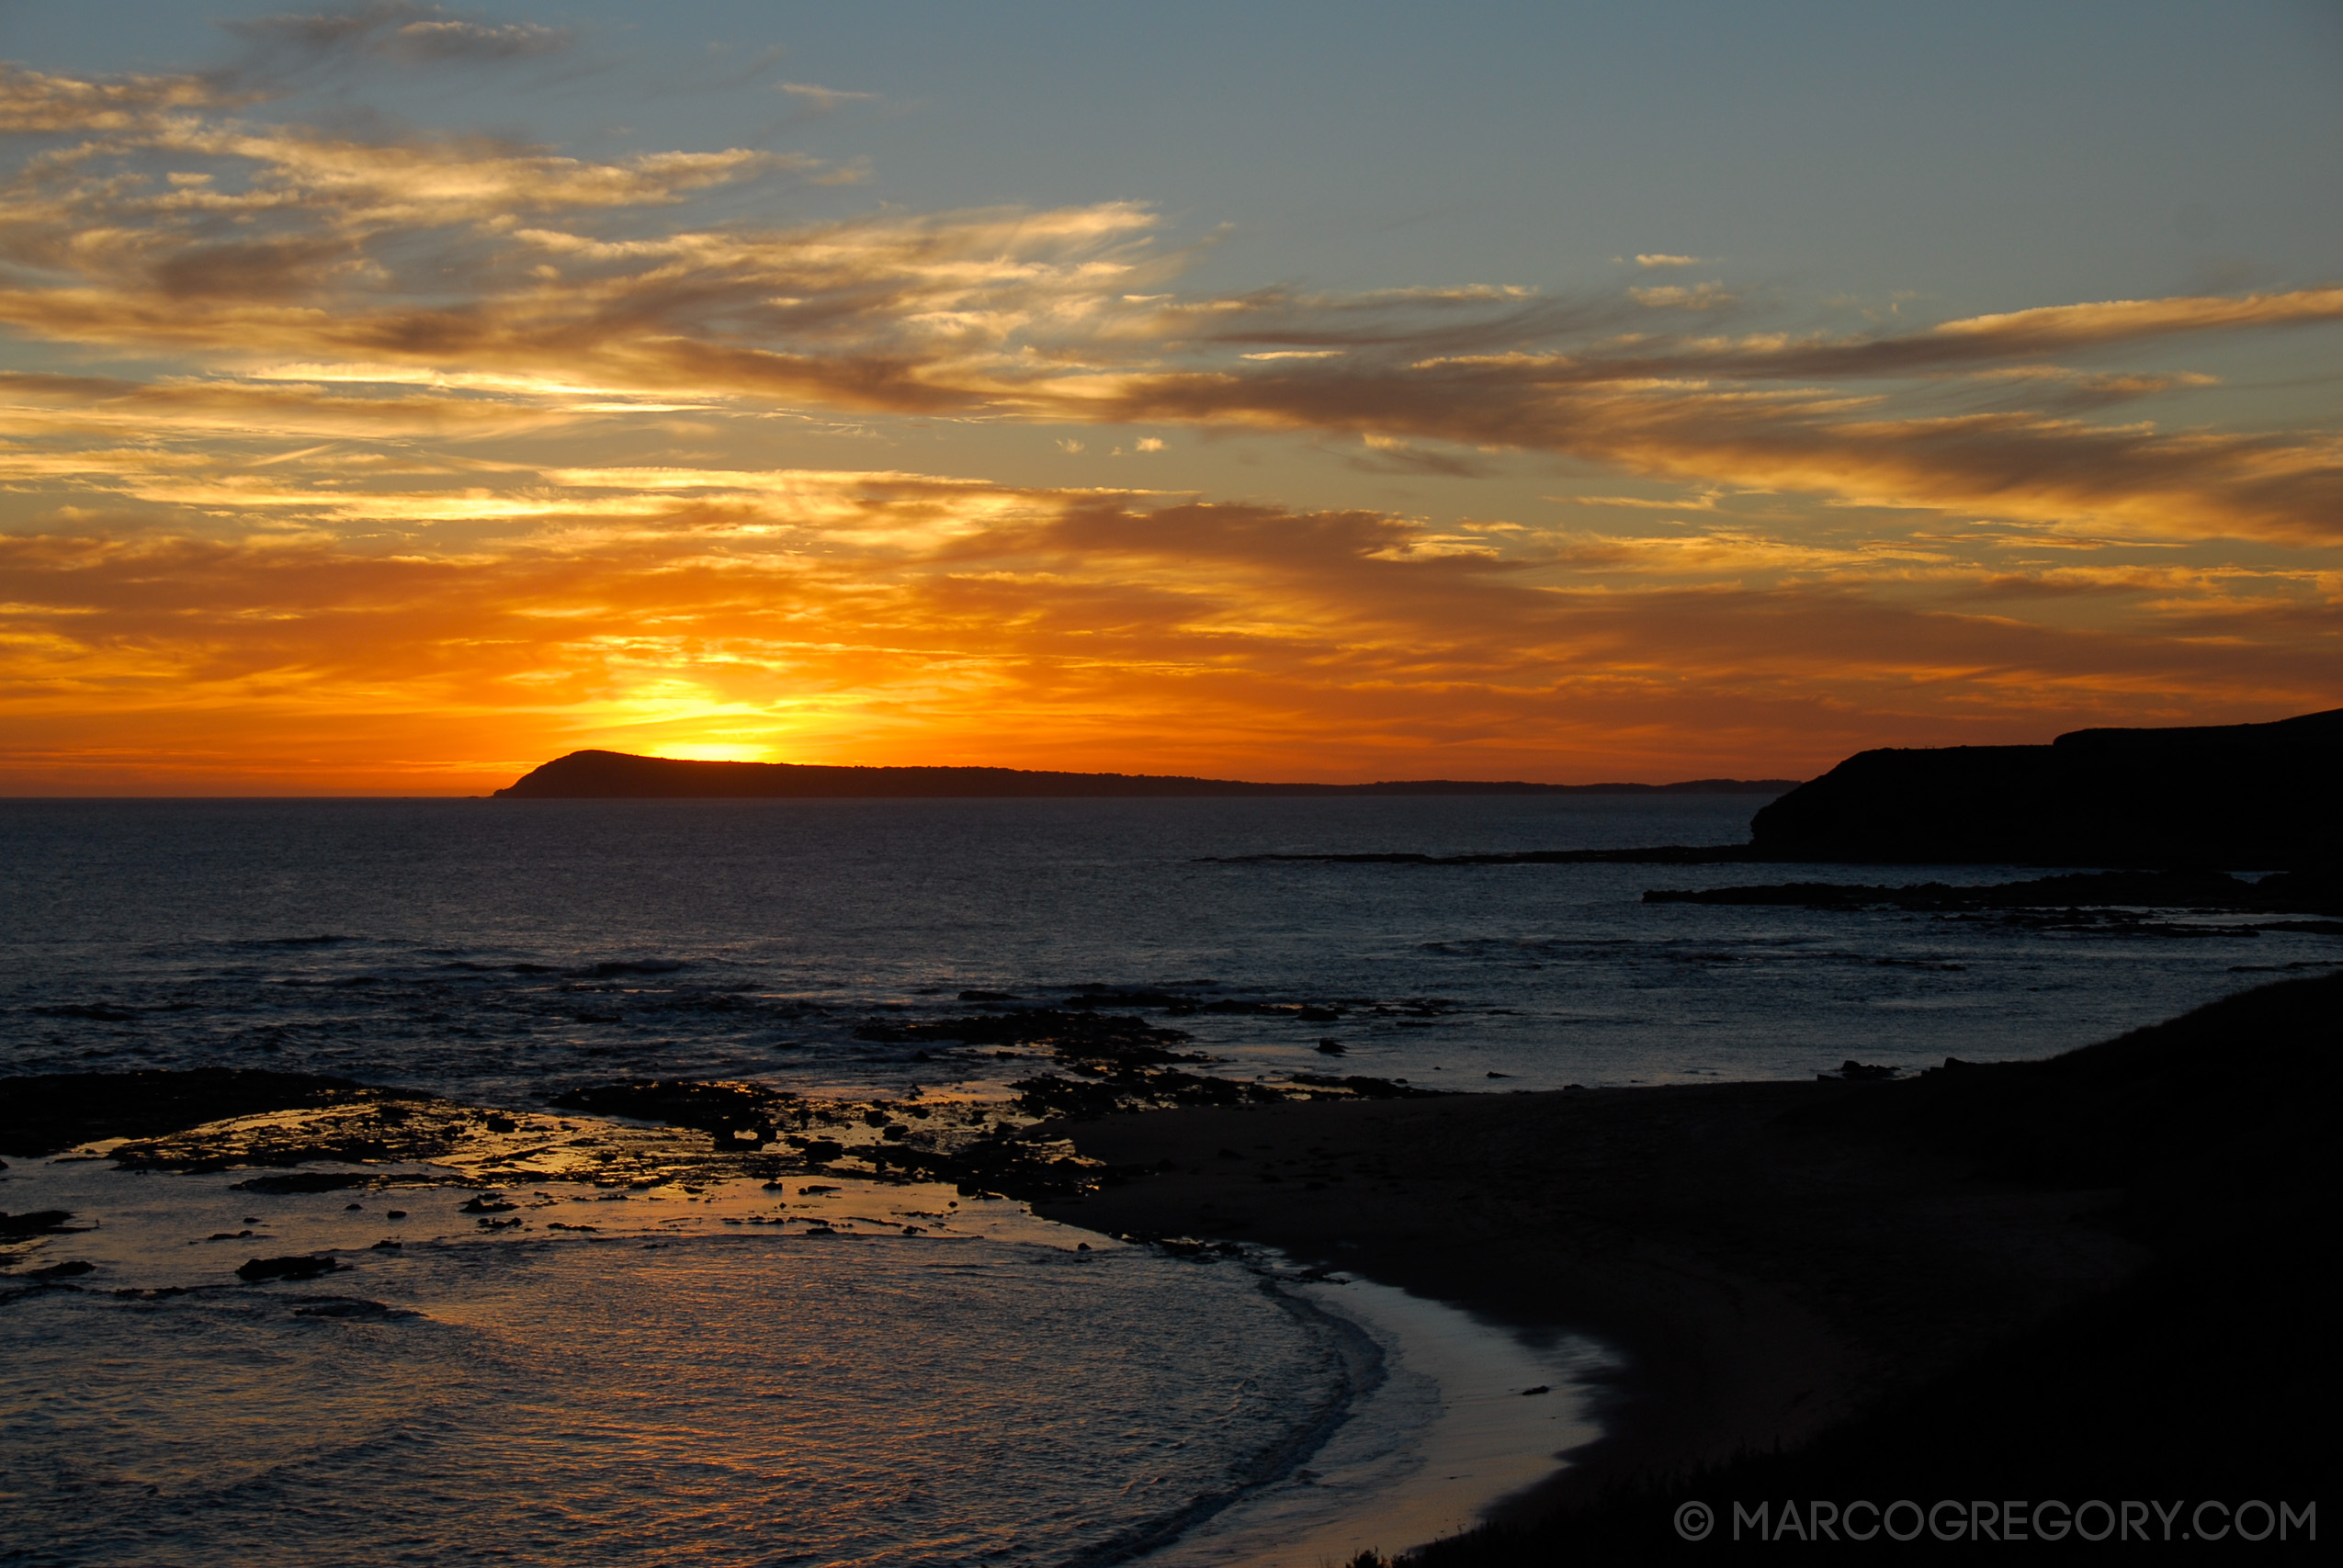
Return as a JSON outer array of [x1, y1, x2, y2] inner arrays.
[[1749, 706, 2340, 868], [492, 750, 1795, 800]]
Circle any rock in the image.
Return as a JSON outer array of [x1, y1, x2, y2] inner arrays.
[[0, 1068, 381, 1158], [0, 1210, 76, 1239], [290, 1297, 411, 1319], [1749, 707, 2341, 868], [460, 1195, 516, 1213], [236, 1255, 338, 1282], [231, 1172, 372, 1195], [28, 1259, 95, 1280], [545, 1079, 801, 1141], [1315, 1039, 1347, 1055]]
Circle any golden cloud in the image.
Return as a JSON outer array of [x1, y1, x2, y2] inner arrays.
[[2, 457, 2333, 791], [1, 63, 2337, 789]]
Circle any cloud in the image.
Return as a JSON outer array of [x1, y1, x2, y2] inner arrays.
[[0, 73, 2337, 789], [0, 63, 243, 132], [1629, 282, 1732, 310], [1347, 433, 1487, 478], [4, 448, 2333, 791], [776, 81, 879, 111], [226, 4, 575, 66], [6, 68, 2331, 553], [1634, 254, 1702, 268]]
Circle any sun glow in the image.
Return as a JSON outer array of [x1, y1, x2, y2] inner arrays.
[[0, 39, 2335, 795], [651, 743, 776, 763]]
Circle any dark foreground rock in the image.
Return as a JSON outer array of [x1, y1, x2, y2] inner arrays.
[[1749, 706, 2341, 868], [1039, 973, 2337, 1558], [0, 1210, 80, 1240], [0, 1069, 380, 1157]]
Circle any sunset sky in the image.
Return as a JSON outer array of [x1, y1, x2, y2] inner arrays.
[[2, 1, 2337, 793]]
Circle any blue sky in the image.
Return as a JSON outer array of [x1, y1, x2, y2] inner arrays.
[[12, 1, 2337, 303]]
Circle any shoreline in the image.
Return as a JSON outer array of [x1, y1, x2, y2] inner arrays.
[[1, 1145, 1600, 1568], [1033, 972, 2338, 1548], [1145, 1259, 1611, 1567], [1039, 1080, 2103, 1521], [7, 972, 2330, 1559]]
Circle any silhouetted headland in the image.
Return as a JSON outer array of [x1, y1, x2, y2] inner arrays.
[[1749, 705, 2341, 868], [493, 750, 1798, 799]]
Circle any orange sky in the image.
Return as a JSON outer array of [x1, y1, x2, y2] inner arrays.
[[2, 29, 2338, 794]]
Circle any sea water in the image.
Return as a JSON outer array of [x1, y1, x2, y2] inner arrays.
[[2, 796, 2327, 1565], [1, 795, 2320, 1099]]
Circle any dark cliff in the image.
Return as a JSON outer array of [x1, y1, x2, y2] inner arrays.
[[492, 750, 1795, 800], [1749, 707, 2341, 868]]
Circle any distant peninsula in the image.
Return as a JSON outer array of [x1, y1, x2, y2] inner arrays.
[[492, 750, 1799, 800], [1749, 706, 2341, 868]]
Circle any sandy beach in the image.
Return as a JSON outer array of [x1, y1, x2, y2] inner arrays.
[[1036, 1083, 2135, 1513], [1035, 970, 2336, 1551]]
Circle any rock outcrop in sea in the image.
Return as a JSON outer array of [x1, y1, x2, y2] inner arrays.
[[1748, 707, 2340, 868]]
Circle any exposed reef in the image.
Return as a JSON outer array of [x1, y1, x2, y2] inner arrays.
[[0, 1005, 1435, 1217], [1640, 862, 2343, 937], [1748, 706, 2341, 868], [493, 750, 1796, 800], [0, 1068, 392, 1158], [1202, 845, 1760, 866]]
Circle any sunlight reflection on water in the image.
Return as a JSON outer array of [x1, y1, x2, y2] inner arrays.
[[2, 1236, 1352, 1567]]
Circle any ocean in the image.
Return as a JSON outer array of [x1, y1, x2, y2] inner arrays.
[[2, 796, 2325, 1565]]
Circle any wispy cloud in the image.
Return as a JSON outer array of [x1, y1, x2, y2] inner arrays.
[[1629, 281, 1732, 310], [0, 63, 2336, 788], [776, 80, 879, 111], [226, 4, 576, 66], [3, 444, 2332, 789], [6, 63, 2332, 551]]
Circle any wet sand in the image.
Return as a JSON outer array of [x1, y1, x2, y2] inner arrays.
[[1034, 1078, 2142, 1524], [1067, 988, 2343, 1540]]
